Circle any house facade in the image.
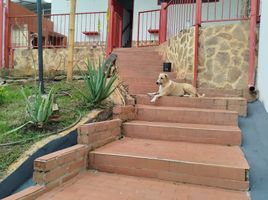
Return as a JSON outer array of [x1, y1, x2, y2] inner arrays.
[[0, 0, 267, 112]]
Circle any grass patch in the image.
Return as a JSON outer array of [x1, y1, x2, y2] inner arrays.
[[0, 81, 88, 178]]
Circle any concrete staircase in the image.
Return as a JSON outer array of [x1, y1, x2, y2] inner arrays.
[[113, 47, 177, 94], [89, 47, 250, 199]]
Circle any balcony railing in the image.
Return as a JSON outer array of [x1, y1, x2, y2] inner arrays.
[[9, 11, 107, 49]]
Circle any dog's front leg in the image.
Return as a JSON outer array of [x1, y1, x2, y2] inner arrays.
[[147, 92, 159, 97], [151, 93, 165, 103]]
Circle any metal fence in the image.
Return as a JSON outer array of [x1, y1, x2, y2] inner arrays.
[[9, 11, 107, 49], [137, 9, 160, 47]]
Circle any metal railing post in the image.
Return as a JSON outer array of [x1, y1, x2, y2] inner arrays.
[[159, 2, 168, 44], [4, 0, 11, 68], [193, 0, 202, 87]]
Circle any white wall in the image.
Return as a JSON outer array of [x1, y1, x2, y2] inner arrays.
[[257, 0, 268, 112], [51, 0, 108, 43]]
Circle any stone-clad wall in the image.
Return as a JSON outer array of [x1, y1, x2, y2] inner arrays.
[[159, 22, 253, 90], [12, 46, 105, 77], [158, 28, 195, 82]]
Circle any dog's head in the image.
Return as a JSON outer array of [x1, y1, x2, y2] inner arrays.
[[156, 73, 169, 85]]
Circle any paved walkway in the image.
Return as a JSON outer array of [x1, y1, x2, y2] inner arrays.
[[240, 101, 268, 200], [37, 171, 248, 200]]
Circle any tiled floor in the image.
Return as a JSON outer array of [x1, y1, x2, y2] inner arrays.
[[37, 171, 249, 200]]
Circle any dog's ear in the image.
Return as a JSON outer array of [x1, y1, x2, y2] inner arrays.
[[165, 74, 168, 78]]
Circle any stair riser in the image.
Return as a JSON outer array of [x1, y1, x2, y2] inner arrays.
[[136, 107, 238, 126], [135, 95, 247, 117], [122, 124, 241, 146], [89, 153, 249, 191]]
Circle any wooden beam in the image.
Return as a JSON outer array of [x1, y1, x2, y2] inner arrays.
[[67, 0, 77, 82]]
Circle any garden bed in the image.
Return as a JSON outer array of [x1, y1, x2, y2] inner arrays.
[[0, 81, 90, 179]]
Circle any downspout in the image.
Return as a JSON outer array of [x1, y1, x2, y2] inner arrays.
[[248, 0, 259, 91]]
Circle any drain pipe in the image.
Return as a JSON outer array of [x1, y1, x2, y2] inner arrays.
[[248, 0, 259, 92]]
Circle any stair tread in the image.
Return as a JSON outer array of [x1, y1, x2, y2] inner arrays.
[[124, 120, 240, 131], [36, 171, 249, 200], [92, 138, 249, 169], [135, 94, 246, 101], [136, 104, 238, 114]]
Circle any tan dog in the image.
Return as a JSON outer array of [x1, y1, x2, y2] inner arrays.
[[148, 73, 204, 103]]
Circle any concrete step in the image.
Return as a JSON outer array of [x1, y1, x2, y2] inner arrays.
[[36, 171, 250, 200], [89, 138, 249, 191], [136, 105, 238, 126], [123, 120, 241, 146], [135, 95, 247, 117], [198, 88, 243, 97], [113, 47, 159, 53]]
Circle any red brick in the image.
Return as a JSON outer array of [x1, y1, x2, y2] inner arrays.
[[67, 159, 85, 174], [56, 151, 76, 166], [44, 166, 68, 183], [34, 159, 57, 172], [33, 171, 44, 184]]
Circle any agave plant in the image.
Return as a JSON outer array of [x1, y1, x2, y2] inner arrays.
[[21, 86, 54, 128], [78, 59, 119, 108]]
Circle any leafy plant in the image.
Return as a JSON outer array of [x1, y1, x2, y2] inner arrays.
[[78, 59, 119, 108], [21, 86, 55, 128], [0, 87, 5, 105]]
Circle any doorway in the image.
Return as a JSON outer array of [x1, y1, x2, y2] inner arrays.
[[117, 0, 134, 48], [108, 0, 134, 50]]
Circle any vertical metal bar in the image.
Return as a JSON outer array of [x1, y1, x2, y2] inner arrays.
[[89, 13, 91, 43], [214, 0, 217, 20], [229, 0, 232, 19], [137, 12, 140, 47], [149, 11, 152, 44], [80, 14, 83, 44], [236, 0, 240, 18], [142, 13, 144, 45], [207, 0, 209, 21], [4, 0, 11, 68], [222, 0, 225, 19], [37, 0, 44, 94]]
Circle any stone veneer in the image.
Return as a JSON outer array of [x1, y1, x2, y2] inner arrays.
[[12, 46, 105, 77], [159, 22, 255, 90]]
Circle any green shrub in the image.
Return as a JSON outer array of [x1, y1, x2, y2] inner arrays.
[[0, 87, 5, 105], [21, 86, 54, 128], [78, 60, 119, 108]]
